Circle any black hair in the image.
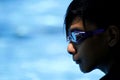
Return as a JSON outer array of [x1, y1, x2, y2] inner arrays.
[[64, 0, 120, 38]]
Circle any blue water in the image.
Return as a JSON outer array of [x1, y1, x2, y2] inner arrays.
[[0, 0, 105, 80]]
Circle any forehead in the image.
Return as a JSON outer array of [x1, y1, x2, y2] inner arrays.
[[70, 17, 84, 30], [70, 17, 97, 31]]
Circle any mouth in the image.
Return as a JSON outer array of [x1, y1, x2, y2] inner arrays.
[[73, 54, 81, 64], [75, 60, 81, 64], [73, 56, 81, 64]]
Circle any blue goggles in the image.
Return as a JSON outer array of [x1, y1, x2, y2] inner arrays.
[[67, 29, 105, 44]]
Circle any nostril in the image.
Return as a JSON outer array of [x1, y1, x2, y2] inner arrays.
[[68, 52, 74, 55], [67, 43, 76, 55]]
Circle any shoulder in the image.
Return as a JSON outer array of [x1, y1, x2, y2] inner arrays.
[[100, 64, 120, 80]]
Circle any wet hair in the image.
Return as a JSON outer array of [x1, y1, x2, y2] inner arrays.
[[64, 0, 120, 37]]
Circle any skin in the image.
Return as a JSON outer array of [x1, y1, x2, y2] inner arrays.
[[67, 17, 112, 73]]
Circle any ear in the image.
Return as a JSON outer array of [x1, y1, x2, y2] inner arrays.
[[106, 25, 119, 47]]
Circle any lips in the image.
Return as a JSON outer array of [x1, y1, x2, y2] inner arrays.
[[73, 54, 81, 64], [75, 60, 81, 64]]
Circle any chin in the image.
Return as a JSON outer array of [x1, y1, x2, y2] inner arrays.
[[80, 68, 92, 73], [79, 64, 94, 73]]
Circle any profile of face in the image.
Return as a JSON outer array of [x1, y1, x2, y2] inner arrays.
[[67, 17, 109, 73]]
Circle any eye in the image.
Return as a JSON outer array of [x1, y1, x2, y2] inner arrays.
[[76, 33, 84, 40], [69, 30, 86, 43], [72, 32, 84, 41]]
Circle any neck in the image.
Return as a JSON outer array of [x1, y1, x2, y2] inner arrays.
[[97, 59, 114, 74], [97, 64, 110, 74]]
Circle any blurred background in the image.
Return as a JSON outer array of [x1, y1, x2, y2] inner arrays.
[[0, 0, 105, 80]]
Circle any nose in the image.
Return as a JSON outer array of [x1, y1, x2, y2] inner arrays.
[[67, 43, 76, 55]]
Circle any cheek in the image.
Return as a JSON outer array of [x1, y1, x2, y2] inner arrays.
[[76, 44, 97, 72], [81, 37, 108, 59], [77, 38, 108, 72], [83, 41, 106, 62]]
